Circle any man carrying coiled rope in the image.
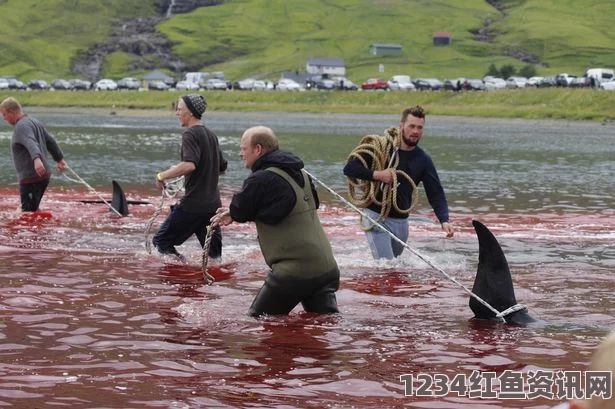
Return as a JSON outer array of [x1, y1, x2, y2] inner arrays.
[[343, 105, 454, 259], [211, 126, 339, 317], [152, 94, 227, 262]]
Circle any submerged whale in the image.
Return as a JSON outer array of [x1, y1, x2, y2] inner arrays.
[[470, 220, 540, 326], [79, 180, 151, 216]]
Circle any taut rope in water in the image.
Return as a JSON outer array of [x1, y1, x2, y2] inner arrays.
[[201, 224, 220, 285], [345, 127, 419, 229], [304, 169, 509, 322], [144, 176, 184, 254], [63, 165, 123, 217]]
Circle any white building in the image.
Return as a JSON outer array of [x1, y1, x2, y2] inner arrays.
[[306, 58, 346, 76]]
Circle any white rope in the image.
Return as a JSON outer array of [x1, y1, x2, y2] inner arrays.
[[144, 176, 184, 254], [64, 164, 123, 217], [496, 303, 528, 318], [303, 169, 507, 322]]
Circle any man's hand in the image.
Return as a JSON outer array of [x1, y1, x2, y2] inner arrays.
[[57, 159, 67, 173], [373, 168, 395, 184], [210, 207, 232, 227], [156, 172, 165, 190], [441, 222, 454, 238], [33, 157, 46, 177]]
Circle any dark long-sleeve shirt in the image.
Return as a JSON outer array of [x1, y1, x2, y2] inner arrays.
[[230, 150, 319, 225], [343, 146, 450, 222]]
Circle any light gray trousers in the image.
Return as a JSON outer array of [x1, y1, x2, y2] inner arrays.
[[361, 208, 409, 260]]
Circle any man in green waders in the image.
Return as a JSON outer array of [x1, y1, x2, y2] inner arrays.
[[211, 126, 340, 317]]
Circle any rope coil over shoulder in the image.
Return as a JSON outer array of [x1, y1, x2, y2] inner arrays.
[[345, 127, 419, 229]]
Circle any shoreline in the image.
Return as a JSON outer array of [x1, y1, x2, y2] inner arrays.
[[25, 106, 614, 130], [4, 88, 614, 123]]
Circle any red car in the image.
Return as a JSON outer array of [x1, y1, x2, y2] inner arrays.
[[361, 78, 389, 90]]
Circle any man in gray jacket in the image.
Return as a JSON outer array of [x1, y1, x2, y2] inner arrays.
[[0, 97, 67, 211]]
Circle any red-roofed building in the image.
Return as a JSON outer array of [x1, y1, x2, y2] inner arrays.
[[433, 32, 452, 45]]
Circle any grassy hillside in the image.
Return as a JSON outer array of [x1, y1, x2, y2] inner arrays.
[[157, 0, 615, 81], [0, 0, 162, 79], [1, 0, 614, 82], [157, 0, 504, 81], [489, 0, 615, 73], [2, 89, 614, 121]]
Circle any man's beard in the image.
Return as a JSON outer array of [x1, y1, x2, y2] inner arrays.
[[401, 130, 419, 147]]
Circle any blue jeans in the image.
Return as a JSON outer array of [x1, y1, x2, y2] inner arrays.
[[361, 208, 409, 259]]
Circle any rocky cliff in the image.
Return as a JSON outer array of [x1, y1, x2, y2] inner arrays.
[[71, 0, 222, 80]]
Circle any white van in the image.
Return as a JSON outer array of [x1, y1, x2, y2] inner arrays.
[[585, 68, 614, 86], [184, 72, 211, 86]]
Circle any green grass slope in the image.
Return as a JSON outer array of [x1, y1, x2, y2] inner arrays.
[[490, 0, 615, 73], [157, 0, 503, 81], [1, 0, 614, 82], [157, 0, 615, 81], [0, 0, 161, 80]]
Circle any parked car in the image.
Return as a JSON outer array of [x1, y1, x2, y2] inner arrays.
[[569, 77, 591, 88], [233, 78, 255, 90], [506, 76, 528, 89], [277, 78, 304, 91], [164, 78, 177, 89], [0, 78, 9, 90], [599, 79, 615, 91], [308, 76, 336, 90], [361, 78, 388, 90], [332, 77, 358, 90], [253, 80, 275, 91], [484, 77, 507, 91], [148, 81, 170, 91], [117, 77, 141, 90], [176, 80, 200, 91], [51, 79, 72, 90], [585, 68, 614, 87], [443, 78, 465, 91], [527, 76, 544, 87], [537, 76, 557, 88], [555, 73, 576, 87], [465, 79, 486, 91], [388, 75, 415, 91], [205, 78, 228, 90], [28, 80, 49, 90], [413, 78, 443, 91], [8, 78, 27, 90], [68, 79, 91, 90], [94, 79, 118, 90]]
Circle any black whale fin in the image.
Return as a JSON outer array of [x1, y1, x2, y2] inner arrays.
[[111, 180, 129, 216], [470, 220, 537, 325]]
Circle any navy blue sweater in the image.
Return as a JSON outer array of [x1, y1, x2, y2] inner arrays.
[[343, 146, 450, 222]]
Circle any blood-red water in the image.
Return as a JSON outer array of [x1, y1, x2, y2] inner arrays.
[[1, 185, 613, 408]]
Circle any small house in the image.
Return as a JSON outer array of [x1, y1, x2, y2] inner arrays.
[[369, 44, 402, 57], [433, 32, 452, 46], [306, 58, 346, 76]]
